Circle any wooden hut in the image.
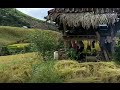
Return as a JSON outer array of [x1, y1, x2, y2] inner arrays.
[[45, 8, 120, 61]]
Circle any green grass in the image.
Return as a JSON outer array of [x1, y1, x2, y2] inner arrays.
[[0, 26, 61, 46], [0, 26, 34, 46]]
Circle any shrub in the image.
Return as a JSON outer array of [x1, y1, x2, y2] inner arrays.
[[29, 30, 62, 60], [66, 48, 77, 60], [0, 46, 10, 56], [114, 45, 120, 64]]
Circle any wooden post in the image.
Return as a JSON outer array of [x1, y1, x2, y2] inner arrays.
[[95, 31, 110, 61], [111, 25, 115, 56], [63, 39, 67, 51]]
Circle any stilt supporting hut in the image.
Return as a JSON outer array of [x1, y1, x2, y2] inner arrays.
[[45, 8, 120, 61]]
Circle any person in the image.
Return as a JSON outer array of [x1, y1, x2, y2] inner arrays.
[[78, 41, 84, 52], [71, 40, 77, 50], [92, 41, 95, 48]]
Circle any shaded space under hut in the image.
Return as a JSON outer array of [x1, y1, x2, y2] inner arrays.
[[45, 8, 120, 61]]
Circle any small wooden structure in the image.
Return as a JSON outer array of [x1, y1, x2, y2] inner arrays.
[[45, 8, 120, 61]]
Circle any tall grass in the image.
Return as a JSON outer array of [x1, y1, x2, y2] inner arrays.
[[0, 52, 41, 83], [30, 60, 64, 83]]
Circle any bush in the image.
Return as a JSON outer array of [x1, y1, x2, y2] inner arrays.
[[66, 48, 77, 60], [0, 46, 10, 56], [29, 30, 62, 60]]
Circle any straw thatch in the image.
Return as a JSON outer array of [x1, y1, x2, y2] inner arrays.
[[46, 8, 120, 29], [47, 12, 118, 29], [48, 8, 120, 14]]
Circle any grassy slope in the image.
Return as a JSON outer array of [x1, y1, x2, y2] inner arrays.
[[0, 26, 60, 46], [0, 26, 36, 46], [0, 8, 57, 30]]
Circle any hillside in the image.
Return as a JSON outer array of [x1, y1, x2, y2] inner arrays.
[[0, 8, 57, 30], [0, 26, 61, 46], [0, 26, 36, 46]]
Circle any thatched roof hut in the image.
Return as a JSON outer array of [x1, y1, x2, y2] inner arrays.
[[46, 8, 120, 30], [45, 8, 120, 61]]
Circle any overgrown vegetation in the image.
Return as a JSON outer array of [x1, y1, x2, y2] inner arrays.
[[29, 30, 63, 60], [30, 60, 64, 83]]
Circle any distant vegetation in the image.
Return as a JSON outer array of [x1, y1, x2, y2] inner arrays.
[[0, 8, 57, 30]]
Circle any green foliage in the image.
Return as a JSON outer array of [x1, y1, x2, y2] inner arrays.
[[30, 60, 64, 83], [66, 48, 77, 60], [0, 46, 10, 56], [114, 45, 120, 64], [29, 30, 62, 60]]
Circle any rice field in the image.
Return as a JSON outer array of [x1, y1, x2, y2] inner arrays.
[[0, 26, 119, 83], [0, 52, 120, 83], [0, 52, 41, 83], [54, 60, 120, 83]]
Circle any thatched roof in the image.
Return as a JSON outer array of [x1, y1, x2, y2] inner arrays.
[[48, 8, 120, 14], [46, 8, 120, 29]]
